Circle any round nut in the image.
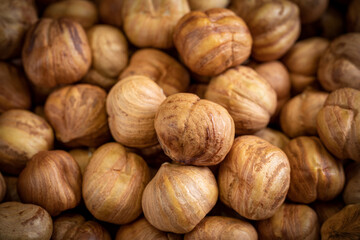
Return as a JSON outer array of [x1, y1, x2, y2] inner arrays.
[[18, 150, 82, 216], [218, 135, 291, 220], [311, 200, 344, 225], [205, 66, 276, 134], [284, 136, 345, 203], [123, 0, 190, 48], [44, 84, 110, 147], [155, 93, 235, 166], [120, 48, 190, 96], [0, 62, 31, 113], [253, 128, 290, 150], [289, 0, 329, 24], [188, 0, 229, 10], [0, 109, 54, 175], [257, 203, 319, 240], [83, 142, 151, 224], [142, 162, 218, 234], [316, 88, 360, 162], [68, 148, 94, 175], [173, 8, 252, 76], [318, 33, 360, 91], [184, 216, 258, 240], [0, 202, 53, 240], [0, 0, 38, 60], [107, 76, 166, 148], [22, 18, 91, 88]]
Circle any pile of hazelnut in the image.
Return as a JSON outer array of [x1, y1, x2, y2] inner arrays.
[[0, 0, 359, 239]]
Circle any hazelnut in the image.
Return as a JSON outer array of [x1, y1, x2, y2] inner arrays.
[[155, 93, 234, 166], [317, 6, 345, 39], [343, 162, 360, 204], [253, 61, 291, 117], [254, 128, 290, 150], [218, 135, 291, 220], [107, 76, 166, 148], [316, 88, 360, 161], [311, 200, 344, 225], [318, 33, 360, 91], [120, 48, 190, 96], [289, 73, 317, 94], [173, 8, 252, 76], [0, 201, 53, 240], [284, 136, 345, 203], [280, 89, 329, 138], [347, 0, 360, 32], [0, 109, 54, 175], [123, 0, 190, 48], [289, 0, 329, 24], [83, 24, 128, 90], [44, 84, 110, 147], [0, 62, 31, 113], [257, 203, 320, 240], [68, 148, 94, 175], [17, 150, 82, 216], [0, 172, 5, 202], [188, 0, 230, 10], [3, 176, 20, 202], [321, 204, 360, 239], [142, 162, 218, 234], [116, 217, 182, 240], [82, 142, 151, 224], [231, 0, 300, 61], [184, 216, 258, 240], [205, 66, 277, 134], [52, 213, 111, 240], [0, 0, 38, 60], [22, 18, 91, 88], [99, 0, 126, 27], [43, 0, 98, 29]]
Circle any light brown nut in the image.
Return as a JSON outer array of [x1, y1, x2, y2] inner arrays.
[[184, 216, 258, 240], [257, 203, 320, 240], [188, 0, 230, 10], [0, 202, 53, 240], [0, 109, 54, 175], [318, 33, 360, 91], [17, 150, 82, 216], [321, 204, 360, 240], [316, 88, 360, 161], [289, 73, 317, 94], [205, 66, 276, 134], [173, 8, 252, 76], [22, 18, 91, 88], [284, 136, 345, 203], [43, 0, 98, 29], [142, 163, 218, 234], [0, 0, 38, 60], [83, 142, 150, 224], [154, 93, 234, 166], [253, 128, 290, 150], [218, 135, 291, 220], [289, 0, 329, 24], [107, 76, 166, 148], [0, 62, 31, 113], [123, 0, 190, 48], [68, 148, 94, 175], [120, 48, 190, 96], [44, 84, 110, 148], [280, 89, 328, 138]]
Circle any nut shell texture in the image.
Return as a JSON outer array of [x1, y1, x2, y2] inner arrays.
[[107, 76, 166, 148], [173, 8, 252, 76], [218, 135, 290, 220], [142, 163, 218, 234], [83, 142, 151, 224], [17, 150, 82, 216], [316, 88, 360, 162], [155, 93, 234, 166], [22, 18, 91, 88]]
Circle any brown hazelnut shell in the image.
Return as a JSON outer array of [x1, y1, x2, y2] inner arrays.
[[289, 0, 329, 24], [0, 172, 5, 202], [254, 128, 290, 150], [343, 162, 360, 204], [3, 176, 20, 202]]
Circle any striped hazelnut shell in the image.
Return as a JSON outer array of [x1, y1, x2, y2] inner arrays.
[[154, 93, 235, 166], [284, 136, 345, 203], [218, 135, 291, 220], [82, 142, 151, 225], [142, 163, 218, 234], [173, 8, 252, 76], [17, 150, 82, 216]]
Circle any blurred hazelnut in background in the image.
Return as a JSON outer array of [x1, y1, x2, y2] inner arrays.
[[343, 162, 360, 204], [254, 128, 290, 150], [347, 0, 360, 32]]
